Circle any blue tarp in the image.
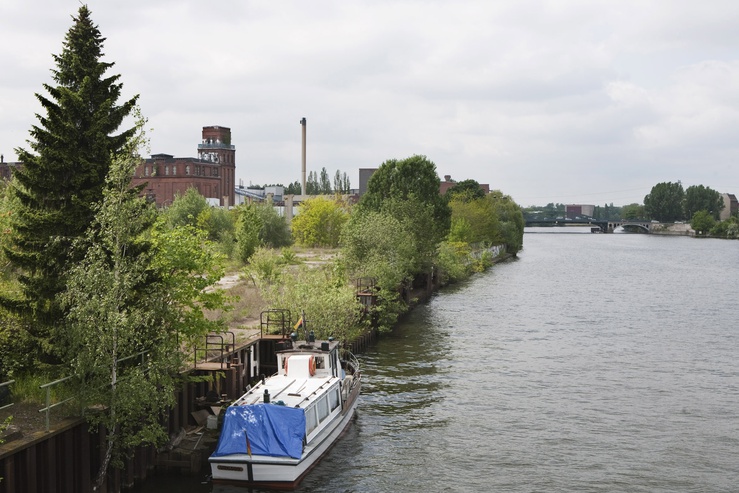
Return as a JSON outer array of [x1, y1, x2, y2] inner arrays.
[[211, 404, 306, 459]]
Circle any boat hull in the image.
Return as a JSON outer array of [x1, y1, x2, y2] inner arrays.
[[210, 381, 360, 489]]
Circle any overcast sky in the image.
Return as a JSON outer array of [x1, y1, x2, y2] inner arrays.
[[2, 1, 739, 207]]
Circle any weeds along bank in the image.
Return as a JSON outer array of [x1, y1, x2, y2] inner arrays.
[[231, 243, 512, 346]]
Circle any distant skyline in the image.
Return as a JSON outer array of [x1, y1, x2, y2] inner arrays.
[[2, 0, 739, 207]]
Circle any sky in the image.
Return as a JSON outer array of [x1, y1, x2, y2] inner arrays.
[[2, 0, 739, 207]]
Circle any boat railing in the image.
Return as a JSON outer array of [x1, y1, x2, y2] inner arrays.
[[341, 349, 360, 377]]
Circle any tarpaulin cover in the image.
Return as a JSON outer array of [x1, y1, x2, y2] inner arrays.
[[211, 404, 306, 459]]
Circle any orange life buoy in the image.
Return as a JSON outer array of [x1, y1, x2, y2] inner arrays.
[[309, 356, 316, 376]]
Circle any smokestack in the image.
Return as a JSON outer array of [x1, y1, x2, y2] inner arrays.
[[300, 117, 306, 196]]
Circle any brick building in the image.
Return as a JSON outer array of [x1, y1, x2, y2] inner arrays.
[[132, 126, 236, 207]]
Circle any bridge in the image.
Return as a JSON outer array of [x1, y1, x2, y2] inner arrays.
[[525, 218, 654, 233]]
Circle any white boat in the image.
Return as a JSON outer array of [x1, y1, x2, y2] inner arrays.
[[209, 332, 361, 489]]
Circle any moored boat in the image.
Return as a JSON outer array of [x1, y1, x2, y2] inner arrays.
[[209, 319, 361, 489]]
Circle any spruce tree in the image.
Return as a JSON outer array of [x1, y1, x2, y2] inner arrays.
[[4, 5, 138, 355]]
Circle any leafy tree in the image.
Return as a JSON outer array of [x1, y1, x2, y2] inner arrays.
[[197, 206, 235, 243], [163, 187, 209, 229], [60, 118, 228, 487], [445, 179, 486, 202], [319, 167, 332, 194], [684, 185, 723, 220], [285, 181, 302, 195], [448, 197, 500, 244], [333, 170, 351, 194], [487, 191, 525, 254], [359, 154, 451, 251], [644, 181, 685, 222], [690, 210, 716, 235], [255, 204, 291, 248], [3, 6, 138, 354], [306, 171, 319, 195], [621, 203, 645, 220], [340, 209, 416, 331], [710, 217, 739, 238], [291, 196, 349, 248], [235, 203, 263, 262]]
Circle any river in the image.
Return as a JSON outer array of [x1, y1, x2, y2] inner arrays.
[[135, 229, 739, 492]]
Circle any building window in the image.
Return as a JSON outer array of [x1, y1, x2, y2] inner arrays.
[[145, 166, 149, 177], [172, 165, 177, 175], [165, 165, 169, 176], [185, 165, 190, 176]]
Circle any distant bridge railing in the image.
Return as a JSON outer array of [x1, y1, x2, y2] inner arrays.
[[525, 219, 654, 233]]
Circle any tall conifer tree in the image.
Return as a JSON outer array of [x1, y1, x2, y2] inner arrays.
[[4, 6, 138, 353]]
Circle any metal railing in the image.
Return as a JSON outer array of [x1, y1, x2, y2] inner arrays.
[[38, 376, 75, 432]]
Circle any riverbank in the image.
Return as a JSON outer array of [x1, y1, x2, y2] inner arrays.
[[650, 223, 694, 235]]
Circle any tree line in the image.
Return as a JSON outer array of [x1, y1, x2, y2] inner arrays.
[[0, 6, 525, 487]]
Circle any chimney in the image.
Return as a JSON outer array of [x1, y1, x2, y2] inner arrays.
[[300, 118, 307, 196]]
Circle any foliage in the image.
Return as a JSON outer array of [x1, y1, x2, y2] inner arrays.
[[486, 191, 525, 254], [0, 311, 36, 378], [244, 247, 285, 285], [2, 5, 138, 355], [684, 185, 723, 220], [436, 241, 472, 284], [359, 155, 451, 242], [592, 203, 623, 221], [333, 170, 351, 194], [644, 181, 685, 222], [448, 197, 500, 244], [621, 203, 645, 220], [59, 117, 228, 487], [163, 187, 209, 229], [709, 216, 739, 238], [254, 262, 364, 342], [291, 196, 349, 248], [285, 181, 302, 195], [445, 179, 486, 202], [340, 209, 417, 331], [690, 210, 716, 235], [235, 203, 263, 263], [255, 203, 292, 248]]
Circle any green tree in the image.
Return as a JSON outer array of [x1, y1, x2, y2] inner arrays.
[[61, 119, 228, 487], [163, 187, 209, 229], [487, 191, 524, 254], [445, 179, 486, 202], [319, 167, 332, 194], [340, 209, 416, 330], [306, 171, 319, 195], [684, 185, 723, 220], [3, 6, 138, 354], [448, 197, 500, 244], [235, 203, 263, 263], [690, 210, 716, 235], [621, 203, 645, 220], [644, 181, 685, 222], [291, 196, 349, 248], [333, 170, 351, 194], [359, 155, 451, 249], [284, 181, 302, 195], [255, 204, 291, 248]]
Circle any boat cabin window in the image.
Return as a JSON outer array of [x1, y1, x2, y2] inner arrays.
[[315, 356, 326, 370], [306, 407, 318, 434], [330, 387, 340, 411], [317, 395, 329, 423]]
